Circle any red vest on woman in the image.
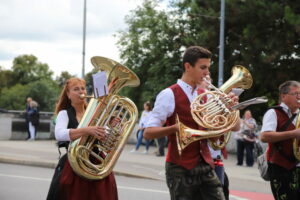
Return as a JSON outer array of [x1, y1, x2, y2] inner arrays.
[[165, 84, 214, 170], [267, 108, 298, 170]]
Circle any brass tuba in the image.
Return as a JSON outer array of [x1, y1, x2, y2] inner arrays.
[[177, 65, 253, 154], [68, 56, 140, 180], [293, 112, 300, 161]]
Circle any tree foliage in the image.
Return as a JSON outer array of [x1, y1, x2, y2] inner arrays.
[[0, 55, 60, 111], [117, 0, 300, 120]]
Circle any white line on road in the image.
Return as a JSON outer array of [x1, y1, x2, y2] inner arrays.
[[0, 173, 249, 198], [0, 173, 51, 182], [118, 185, 168, 194], [0, 173, 169, 194]]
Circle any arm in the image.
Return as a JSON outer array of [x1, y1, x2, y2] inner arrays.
[[55, 110, 106, 141], [143, 88, 175, 139], [231, 118, 241, 132], [260, 129, 300, 143], [144, 124, 178, 139], [260, 108, 300, 143]]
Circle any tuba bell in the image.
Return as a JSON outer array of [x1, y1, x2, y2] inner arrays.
[[293, 112, 300, 161], [68, 56, 140, 180], [176, 65, 253, 154]]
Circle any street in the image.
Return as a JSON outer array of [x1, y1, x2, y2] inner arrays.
[[0, 163, 273, 200], [0, 163, 169, 200]]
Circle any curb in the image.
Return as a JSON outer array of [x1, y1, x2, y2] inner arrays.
[[0, 156, 162, 181]]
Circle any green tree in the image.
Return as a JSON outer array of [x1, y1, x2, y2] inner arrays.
[[56, 71, 75, 87], [117, 0, 300, 120], [12, 54, 53, 85], [117, 0, 182, 110], [0, 84, 30, 110]]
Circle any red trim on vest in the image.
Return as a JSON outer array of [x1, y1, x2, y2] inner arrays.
[[165, 84, 213, 169], [266, 108, 297, 170]]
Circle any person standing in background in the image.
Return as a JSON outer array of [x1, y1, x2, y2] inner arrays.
[[27, 100, 39, 140], [236, 110, 257, 167], [25, 97, 32, 139], [131, 101, 152, 154]]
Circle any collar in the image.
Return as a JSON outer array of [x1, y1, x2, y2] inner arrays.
[[280, 102, 299, 115], [177, 79, 197, 95]]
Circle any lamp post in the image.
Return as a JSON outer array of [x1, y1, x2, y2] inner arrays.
[[82, 0, 87, 79], [218, 0, 225, 87]]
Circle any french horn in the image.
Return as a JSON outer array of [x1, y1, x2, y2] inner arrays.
[[177, 65, 253, 154], [68, 56, 140, 180]]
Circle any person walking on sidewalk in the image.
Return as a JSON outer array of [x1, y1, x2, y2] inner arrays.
[[47, 77, 118, 200], [261, 80, 300, 200], [130, 101, 152, 154], [144, 46, 240, 200]]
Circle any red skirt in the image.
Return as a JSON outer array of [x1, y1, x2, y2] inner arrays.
[[59, 159, 118, 200]]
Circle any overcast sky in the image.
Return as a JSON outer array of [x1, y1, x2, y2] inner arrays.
[[0, 0, 145, 77]]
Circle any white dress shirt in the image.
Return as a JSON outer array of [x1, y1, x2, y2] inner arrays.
[[146, 79, 198, 128], [55, 110, 71, 141], [261, 102, 299, 132]]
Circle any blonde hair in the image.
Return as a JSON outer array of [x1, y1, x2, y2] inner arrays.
[[55, 78, 86, 114], [30, 100, 38, 108]]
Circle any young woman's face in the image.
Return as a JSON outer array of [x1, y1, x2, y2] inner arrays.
[[67, 82, 86, 105], [244, 111, 252, 119]]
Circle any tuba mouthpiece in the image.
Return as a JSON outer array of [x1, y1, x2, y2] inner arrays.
[[80, 94, 94, 99]]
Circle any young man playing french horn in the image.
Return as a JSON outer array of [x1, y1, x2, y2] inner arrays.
[[144, 46, 240, 200], [261, 80, 300, 200]]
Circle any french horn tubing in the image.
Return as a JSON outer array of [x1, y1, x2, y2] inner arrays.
[[176, 65, 253, 154]]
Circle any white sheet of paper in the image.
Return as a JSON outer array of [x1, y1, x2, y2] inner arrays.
[[92, 71, 108, 98]]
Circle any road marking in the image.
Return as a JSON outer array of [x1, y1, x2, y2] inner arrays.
[[118, 185, 169, 194], [229, 194, 248, 200], [0, 173, 169, 194], [0, 173, 51, 182]]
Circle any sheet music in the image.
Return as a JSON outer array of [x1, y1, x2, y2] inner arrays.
[[92, 71, 108, 98]]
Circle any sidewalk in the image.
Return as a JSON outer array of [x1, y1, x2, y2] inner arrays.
[[0, 140, 265, 183]]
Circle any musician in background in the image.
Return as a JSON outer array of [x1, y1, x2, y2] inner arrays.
[[261, 80, 300, 200], [47, 77, 118, 200], [144, 46, 240, 200]]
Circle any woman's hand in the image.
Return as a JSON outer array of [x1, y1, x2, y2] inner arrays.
[[109, 117, 121, 127], [84, 126, 107, 140]]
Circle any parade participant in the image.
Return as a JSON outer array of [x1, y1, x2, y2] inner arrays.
[[144, 46, 240, 200], [47, 77, 118, 200], [261, 80, 300, 200]]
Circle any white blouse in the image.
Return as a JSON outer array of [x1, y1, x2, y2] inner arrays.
[[55, 110, 71, 141]]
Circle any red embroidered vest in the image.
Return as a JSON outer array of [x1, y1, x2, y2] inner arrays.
[[267, 108, 298, 170], [165, 84, 214, 169]]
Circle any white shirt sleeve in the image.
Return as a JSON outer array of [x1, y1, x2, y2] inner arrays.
[[55, 110, 71, 141], [261, 109, 277, 132], [145, 88, 175, 128]]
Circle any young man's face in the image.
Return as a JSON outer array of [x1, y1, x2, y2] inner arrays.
[[281, 86, 300, 111], [186, 58, 211, 86]]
